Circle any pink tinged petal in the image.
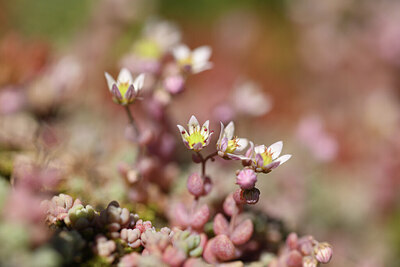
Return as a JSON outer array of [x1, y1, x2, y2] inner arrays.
[[269, 141, 283, 159], [255, 154, 264, 168], [263, 161, 281, 171], [133, 73, 145, 93], [224, 121, 235, 140], [188, 115, 200, 134], [220, 137, 228, 152], [117, 68, 133, 84], [177, 125, 189, 139], [213, 213, 229, 236], [245, 141, 254, 158], [204, 131, 214, 146], [226, 153, 249, 160], [235, 138, 248, 152], [111, 84, 123, 100], [201, 120, 210, 137], [172, 44, 190, 61], [104, 72, 116, 91], [192, 142, 203, 151], [275, 154, 291, 165], [230, 219, 254, 246], [124, 85, 135, 102], [254, 145, 265, 155]]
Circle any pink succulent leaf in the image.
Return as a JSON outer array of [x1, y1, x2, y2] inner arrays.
[[212, 234, 236, 262], [230, 219, 254, 246], [191, 204, 210, 230], [213, 213, 230, 236]]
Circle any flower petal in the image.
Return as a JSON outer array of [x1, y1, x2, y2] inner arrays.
[[117, 68, 133, 84], [220, 137, 228, 152], [133, 73, 145, 92], [235, 138, 248, 152], [263, 161, 280, 171], [218, 122, 225, 144], [226, 153, 249, 160], [269, 141, 283, 159], [192, 62, 213, 74], [177, 125, 189, 141], [105, 72, 116, 91], [254, 145, 265, 155], [245, 141, 254, 158], [275, 154, 291, 165], [255, 154, 264, 168], [192, 46, 212, 64], [224, 121, 235, 140], [201, 120, 210, 137], [172, 44, 190, 61], [188, 115, 200, 134]]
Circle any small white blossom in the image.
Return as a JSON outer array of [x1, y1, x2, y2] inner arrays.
[[177, 115, 213, 152], [104, 68, 145, 105], [253, 141, 291, 173], [216, 121, 248, 160], [172, 45, 213, 74]]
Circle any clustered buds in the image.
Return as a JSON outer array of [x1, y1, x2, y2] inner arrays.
[[268, 233, 333, 267]]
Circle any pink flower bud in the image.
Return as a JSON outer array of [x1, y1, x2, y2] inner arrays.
[[315, 242, 333, 264], [187, 173, 204, 197], [233, 189, 246, 205], [286, 250, 303, 267], [230, 219, 253, 246], [213, 235, 236, 261], [213, 213, 229, 236], [242, 187, 260, 205], [164, 75, 185, 94], [191, 204, 210, 230], [236, 169, 257, 190], [286, 232, 298, 250], [223, 194, 240, 217]]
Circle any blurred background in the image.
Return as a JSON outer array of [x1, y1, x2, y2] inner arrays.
[[1, 0, 400, 266]]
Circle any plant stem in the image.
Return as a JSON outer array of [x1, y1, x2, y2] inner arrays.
[[124, 105, 139, 140]]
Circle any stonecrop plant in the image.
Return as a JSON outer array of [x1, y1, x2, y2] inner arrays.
[[0, 18, 333, 267]]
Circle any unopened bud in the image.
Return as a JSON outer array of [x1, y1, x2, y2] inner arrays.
[[236, 168, 257, 190], [164, 75, 185, 94], [303, 256, 318, 267], [187, 173, 204, 197], [286, 232, 298, 250], [242, 187, 260, 205], [315, 242, 333, 264]]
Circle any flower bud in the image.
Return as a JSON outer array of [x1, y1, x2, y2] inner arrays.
[[286, 232, 298, 250], [242, 187, 260, 205], [286, 250, 303, 267], [236, 169, 257, 190], [230, 219, 253, 246], [187, 173, 204, 197], [164, 75, 185, 94], [315, 242, 333, 264], [213, 235, 236, 261], [302, 256, 318, 267]]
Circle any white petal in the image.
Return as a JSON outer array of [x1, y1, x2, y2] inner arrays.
[[275, 154, 291, 165], [269, 141, 283, 159], [104, 72, 116, 91], [235, 138, 248, 152], [201, 120, 210, 136], [224, 121, 235, 140], [133, 73, 145, 92], [217, 122, 225, 144], [192, 46, 212, 64], [254, 145, 266, 154], [117, 68, 134, 84], [172, 44, 190, 61], [188, 115, 200, 134], [192, 62, 213, 74], [177, 125, 189, 140]]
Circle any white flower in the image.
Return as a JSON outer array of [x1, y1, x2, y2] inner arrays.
[[253, 141, 291, 173], [172, 45, 213, 74], [143, 19, 181, 53], [177, 115, 214, 152], [232, 80, 272, 117], [216, 121, 248, 160], [104, 68, 145, 105]]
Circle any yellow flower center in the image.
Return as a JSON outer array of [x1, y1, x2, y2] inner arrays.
[[185, 131, 206, 148], [261, 148, 273, 165], [133, 39, 162, 59], [179, 56, 193, 68], [225, 137, 239, 154], [118, 82, 130, 98]]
